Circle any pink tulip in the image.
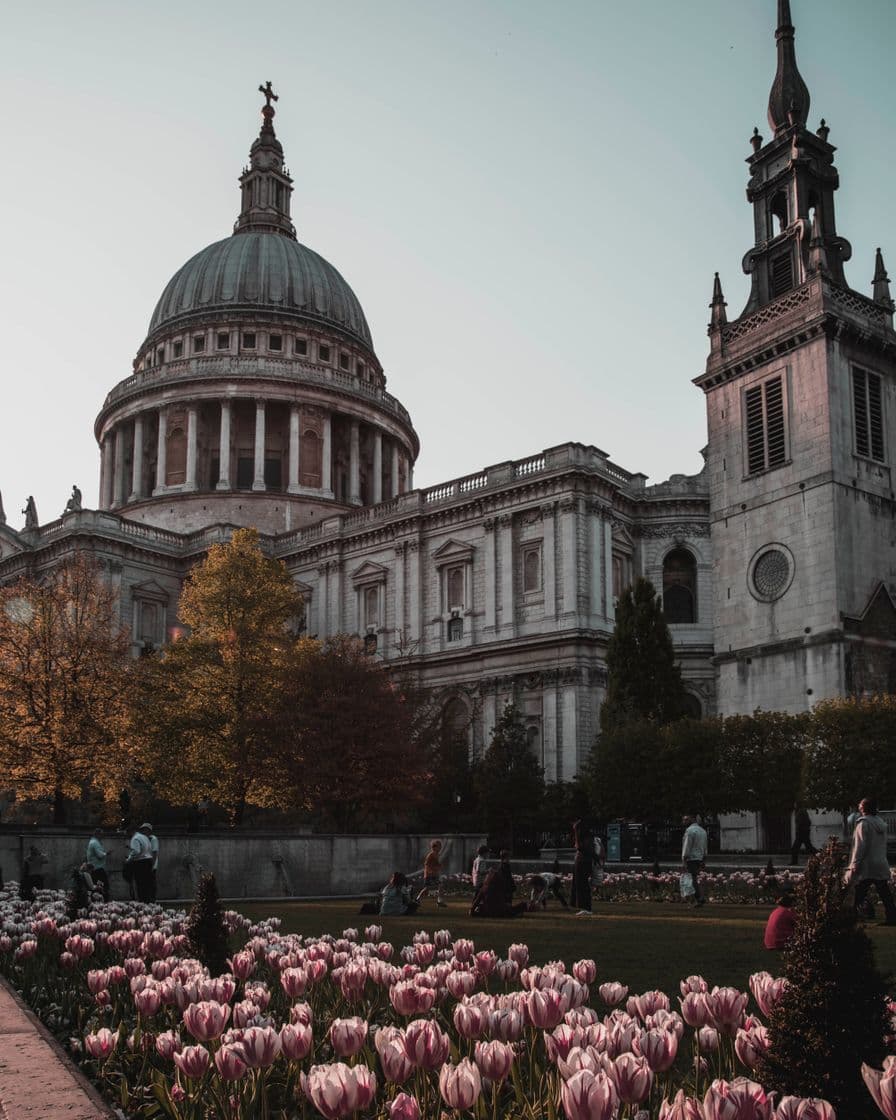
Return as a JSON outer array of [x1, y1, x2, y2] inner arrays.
[[775, 1097, 837, 1120], [403, 1019, 450, 1070], [735, 1025, 770, 1070], [379, 1039, 414, 1084], [134, 987, 162, 1017], [557, 1046, 604, 1082], [474, 1039, 514, 1082], [698, 1027, 720, 1053], [59, 951, 76, 969], [439, 1058, 482, 1111], [215, 1044, 248, 1081], [660, 1089, 704, 1119], [708, 988, 749, 1035], [281, 1022, 313, 1061], [545, 1024, 585, 1063], [704, 1077, 773, 1120], [527, 988, 566, 1030], [155, 1030, 181, 1059], [291, 1001, 313, 1026], [304, 1062, 378, 1119], [561, 1069, 619, 1120], [573, 959, 597, 985], [228, 950, 256, 980], [488, 1007, 524, 1042], [599, 982, 628, 1007], [236, 1025, 282, 1068], [681, 991, 713, 1028], [87, 969, 111, 995], [680, 975, 709, 995], [199, 976, 235, 1003], [84, 1028, 118, 1061], [614, 1052, 653, 1104], [232, 1000, 261, 1028], [124, 958, 146, 978], [495, 959, 519, 984], [749, 972, 789, 1019], [183, 1000, 231, 1042], [280, 966, 309, 998], [453, 938, 475, 962], [508, 942, 529, 967], [414, 942, 435, 966], [637, 1027, 679, 1072], [454, 1000, 488, 1040], [862, 1058, 896, 1120], [388, 1091, 421, 1120], [173, 1045, 210, 1079], [390, 980, 435, 1016], [329, 1016, 368, 1058], [447, 969, 477, 999], [475, 950, 497, 977]]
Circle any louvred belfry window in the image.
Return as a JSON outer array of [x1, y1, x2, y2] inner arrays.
[[853, 367, 885, 462], [745, 375, 787, 475]]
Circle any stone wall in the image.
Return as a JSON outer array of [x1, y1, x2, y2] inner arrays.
[[0, 832, 486, 902]]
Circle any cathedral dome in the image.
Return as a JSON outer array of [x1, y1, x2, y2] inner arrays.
[[146, 232, 373, 349]]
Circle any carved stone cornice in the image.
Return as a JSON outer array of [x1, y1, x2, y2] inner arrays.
[[636, 522, 711, 538]]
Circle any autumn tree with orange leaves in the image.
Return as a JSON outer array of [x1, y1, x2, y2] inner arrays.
[[0, 555, 131, 822]]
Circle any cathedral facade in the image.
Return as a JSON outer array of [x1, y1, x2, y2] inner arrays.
[[1, 4, 894, 787]]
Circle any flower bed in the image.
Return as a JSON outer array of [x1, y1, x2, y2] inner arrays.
[[0, 883, 893, 1119]]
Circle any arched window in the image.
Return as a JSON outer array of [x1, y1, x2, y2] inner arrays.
[[662, 547, 697, 624], [364, 586, 379, 629], [165, 427, 187, 486], [300, 429, 322, 488], [447, 567, 464, 610]]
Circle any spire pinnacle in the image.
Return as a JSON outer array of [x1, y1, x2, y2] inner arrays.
[[0, 489, 5, 526], [233, 82, 296, 239], [710, 272, 727, 328], [872, 248, 895, 314], [808, 210, 828, 275], [767, 0, 811, 137]]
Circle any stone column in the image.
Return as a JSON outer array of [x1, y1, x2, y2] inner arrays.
[[391, 442, 400, 499], [542, 686, 558, 783], [393, 542, 405, 644], [590, 504, 603, 626], [542, 503, 557, 619], [349, 420, 361, 504], [322, 413, 333, 495], [408, 459, 414, 490], [604, 521, 615, 625], [482, 689, 497, 751], [330, 561, 343, 631], [252, 399, 266, 491], [216, 400, 232, 490], [100, 436, 114, 509], [154, 409, 167, 494], [288, 406, 301, 493], [372, 430, 383, 504], [498, 513, 514, 636], [407, 540, 421, 645], [185, 405, 198, 490], [560, 498, 578, 620], [128, 415, 144, 501], [483, 518, 496, 631], [317, 565, 329, 638], [112, 427, 125, 508], [561, 685, 578, 781]]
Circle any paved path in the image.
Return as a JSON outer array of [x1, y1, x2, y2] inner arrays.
[[0, 978, 114, 1120]]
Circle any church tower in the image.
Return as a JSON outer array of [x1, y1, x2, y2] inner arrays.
[[697, 1, 896, 714]]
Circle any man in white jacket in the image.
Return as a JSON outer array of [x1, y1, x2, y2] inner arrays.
[[845, 798, 896, 925], [682, 814, 709, 907]]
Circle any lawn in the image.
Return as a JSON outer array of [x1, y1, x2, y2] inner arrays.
[[236, 898, 896, 996]]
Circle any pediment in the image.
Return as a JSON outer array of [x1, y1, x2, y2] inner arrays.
[[612, 526, 634, 551], [0, 524, 29, 563], [843, 583, 896, 640], [130, 579, 170, 602], [431, 538, 475, 566], [350, 560, 388, 586]]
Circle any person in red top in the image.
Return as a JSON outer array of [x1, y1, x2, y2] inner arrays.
[[764, 894, 797, 950]]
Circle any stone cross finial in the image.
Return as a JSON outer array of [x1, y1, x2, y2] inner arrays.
[[259, 81, 278, 108]]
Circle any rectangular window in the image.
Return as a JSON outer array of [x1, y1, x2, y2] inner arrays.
[[172, 340, 183, 359], [447, 617, 464, 642], [522, 545, 542, 592], [853, 367, 885, 462], [340, 352, 350, 371], [357, 361, 365, 378], [264, 458, 282, 490], [242, 332, 256, 349], [193, 335, 206, 353], [770, 252, 793, 297], [269, 333, 282, 352], [236, 457, 253, 489], [156, 347, 165, 364], [447, 566, 464, 610], [744, 375, 787, 475], [217, 331, 230, 350], [319, 343, 331, 363], [295, 337, 308, 356]]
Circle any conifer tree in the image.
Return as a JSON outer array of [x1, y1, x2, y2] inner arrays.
[[755, 840, 890, 1119], [600, 576, 687, 731], [473, 704, 544, 850], [185, 872, 230, 978]]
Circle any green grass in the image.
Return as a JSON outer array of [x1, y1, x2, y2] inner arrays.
[[235, 899, 896, 997]]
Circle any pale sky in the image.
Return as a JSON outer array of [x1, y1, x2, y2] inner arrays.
[[1, 1, 894, 528]]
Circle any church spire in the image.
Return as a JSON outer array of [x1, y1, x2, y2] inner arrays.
[[709, 273, 727, 328], [873, 248, 895, 326], [767, 0, 811, 136], [233, 82, 296, 239]]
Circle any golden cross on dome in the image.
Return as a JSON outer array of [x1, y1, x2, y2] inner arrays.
[[259, 81, 278, 108]]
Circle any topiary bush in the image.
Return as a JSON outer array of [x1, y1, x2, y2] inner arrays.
[[755, 838, 891, 1119], [185, 871, 229, 977]]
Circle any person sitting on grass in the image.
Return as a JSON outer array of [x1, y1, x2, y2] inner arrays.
[[471, 865, 528, 918], [763, 894, 797, 950], [528, 870, 569, 910], [379, 871, 419, 916]]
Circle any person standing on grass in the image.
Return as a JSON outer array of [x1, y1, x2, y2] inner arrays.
[[85, 827, 110, 902], [571, 820, 595, 916], [471, 844, 489, 890], [416, 839, 447, 907], [682, 813, 708, 907], [845, 797, 896, 925], [790, 804, 816, 865]]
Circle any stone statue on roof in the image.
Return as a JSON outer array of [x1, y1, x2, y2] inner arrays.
[[64, 484, 82, 514], [22, 495, 38, 530]]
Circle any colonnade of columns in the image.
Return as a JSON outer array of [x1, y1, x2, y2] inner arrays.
[[99, 397, 413, 511]]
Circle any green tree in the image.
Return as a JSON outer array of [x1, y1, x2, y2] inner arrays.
[[600, 577, 688, 731], [657, 716, 726, 818], [128, 528, 304, 824], [719, 710, 807, 814], [473, 704, 544, 850], [586, 718, 665, 820], [0, 555, 131, 823], [756, 840, 890, 1119], [805, 696, 896, 817]]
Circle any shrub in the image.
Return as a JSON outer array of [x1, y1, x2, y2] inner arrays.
[[185, 871, 229, 976]]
